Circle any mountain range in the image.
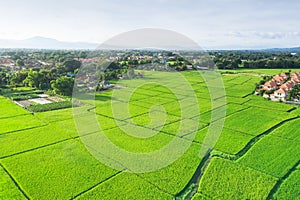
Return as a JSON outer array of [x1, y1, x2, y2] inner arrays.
[[0, 36, 98, 50], [0, 36, 299, 51]]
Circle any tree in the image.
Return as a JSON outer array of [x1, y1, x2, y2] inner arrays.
[[10, 71, 28, 86], [51, 76, 74, 96], [23, 69, 49, 89], [0, 72, 7, 85], [78, 51, 87, 59], [16, 59, 24, 67], [63, 60, 81, 73]]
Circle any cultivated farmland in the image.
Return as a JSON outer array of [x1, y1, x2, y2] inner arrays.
[[0, 69, 299, 199]]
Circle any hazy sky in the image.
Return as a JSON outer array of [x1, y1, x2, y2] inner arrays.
[[0, 0, 300, 49]]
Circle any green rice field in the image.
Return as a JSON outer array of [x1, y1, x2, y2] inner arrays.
[[0, 69, 299, 199]]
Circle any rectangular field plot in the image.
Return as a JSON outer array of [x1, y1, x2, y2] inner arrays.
[[76, 172, 173, 200], [140, 143, 203, 195], [127, 110, 180, 129], [238, 135, 300, 178], [96, 114, 124, 130], [0, 115, 46, 135], [0, 119, 78, 158], [270, 118, 300, 141], [130, 95, 176, 109], [83, 126, 174, 153], [240, 107, 297, 120], [94, 100, 150, 120], [225, 84, 255, 97], [225, 96, 250, 104], [0, 140, 118, 199], [190, 126, 254, 155], [223, 75, 258, 85], [155, 119, 207, 137], [244, 95, 296, 112], [0, 98, 29, 118], [273, 169, 300, 199], [223, 107, 294, 136], [0, 165, 25, 199], [167, 98, 213, 118], [197, 157, 277, 199], [34, 108, 74, 123], [197, 103, 248, 123]]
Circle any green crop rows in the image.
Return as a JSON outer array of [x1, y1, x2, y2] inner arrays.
[[0, 70, 299, 199]]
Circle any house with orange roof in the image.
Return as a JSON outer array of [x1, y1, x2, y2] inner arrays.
[[273, 75, 284, 85], [274, 88, 288, 100], [258, 72, 300, 102], [292, 77, 300, 83], [262, 80, 277, 91], [279, 73, 288, 80]]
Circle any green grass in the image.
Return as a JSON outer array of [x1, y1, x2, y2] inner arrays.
[[1, 69, 300, 199], [77, 172, 173, 200], [273, 169, 300, 199], [192, 193, 210, 200], [244, 95, 296, 112], [0, 114, 46, 135], [270, 118, 300, 140], [197, 103, 248, 123], [34, 108, 74, 123], [0, 165, 26, 199], [94, 100, 150, 120], [84, 125, 174, 153], [238, 135, 300, 178], [197, 157, 277, 199], [0, 98, 28, 118], [0, 119, 77, 158], [1, 140, 118, 199], [140, 143, 203, 195], [223, 107, 294, 136], [191, 125, 254, 155], [128, 110, 180, 129], [156, 119, 207, 137]]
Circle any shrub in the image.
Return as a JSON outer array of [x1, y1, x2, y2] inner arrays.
[[27, 101, 73, 112]]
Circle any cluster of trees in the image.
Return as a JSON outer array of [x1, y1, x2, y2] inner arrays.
[[2, 59, 81, 96], [1, 50, 88, 63], [211, 51, 300, 69], [287, 84, 300, 101], [0, 50, 132, 96]]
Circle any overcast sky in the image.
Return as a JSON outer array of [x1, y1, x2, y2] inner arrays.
[[0, 0, 300, 49]]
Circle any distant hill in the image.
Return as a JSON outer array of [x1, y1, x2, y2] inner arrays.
[[262, 47, 300, 53], [0, 36, 98, 50], [0, 36, 299, 51]]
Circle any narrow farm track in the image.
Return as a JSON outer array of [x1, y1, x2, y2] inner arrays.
[[0, 162, 30, 200], [175, 151, 211, 199], [266, 160, 300, 200]]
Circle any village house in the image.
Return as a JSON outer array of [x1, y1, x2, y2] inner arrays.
[[273, 75, 285, 85], [274, 88, 288, 100], [259, 72, 300, 102], [262, 80, 277, 91], [291, 72, 300, 83]]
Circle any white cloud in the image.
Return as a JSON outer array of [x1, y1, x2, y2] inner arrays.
[[0, 0, 300, 49]]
